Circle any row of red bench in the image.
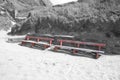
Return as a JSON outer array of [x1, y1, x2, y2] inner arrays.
[[21, 35, 106, 59]]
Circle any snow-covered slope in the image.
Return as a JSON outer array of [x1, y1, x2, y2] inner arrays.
[[0, 31, 120, 80]]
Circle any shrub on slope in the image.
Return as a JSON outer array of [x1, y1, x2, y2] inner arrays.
[[17, 1, 118, 34]]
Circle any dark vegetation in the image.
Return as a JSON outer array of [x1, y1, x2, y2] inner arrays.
[[1, 0, 120, 54]]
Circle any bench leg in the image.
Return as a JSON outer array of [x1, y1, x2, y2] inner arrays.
[[44, 45, 49, 49], [95, 53, 101, 59], [31, 43, 35, 48], [54, 47, 59, 51], [21, 41, 25, 46], [72, 49, 78, 54]]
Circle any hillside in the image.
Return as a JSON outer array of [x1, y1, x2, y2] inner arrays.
[[12, 0, 120, 35], [7, 0, 120, 54]]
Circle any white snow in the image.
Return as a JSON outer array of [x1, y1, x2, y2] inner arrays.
[[0, 31, 120, 80], [50, 0, 77, 5], [10, 20, 17, 26]]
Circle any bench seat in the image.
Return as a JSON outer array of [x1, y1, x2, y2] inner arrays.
[[21, 40, 50, 45], [54, 45, 104, 54]]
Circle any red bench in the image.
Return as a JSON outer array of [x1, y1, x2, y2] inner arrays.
[[20, 35, 106, 59], [54, 39, 106, 59], [21, 36, 54, 49]]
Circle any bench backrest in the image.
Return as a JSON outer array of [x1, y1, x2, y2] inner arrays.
[[25, 36, 54, 41], [57, 39, 106, 51], [24, 36, 106, 51], [57, 39, 106, 47]]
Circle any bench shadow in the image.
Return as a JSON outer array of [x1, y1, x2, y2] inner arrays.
[[18, 43, 46, 50], [18, 43, 120, 59], [50, 49, 96, 59], [6, 37, 24, 43], [18, 43, 96, 59]]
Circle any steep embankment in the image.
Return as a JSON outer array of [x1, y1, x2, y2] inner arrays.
[[8, 0, 120, 54], [13, 0, 120, 35]]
